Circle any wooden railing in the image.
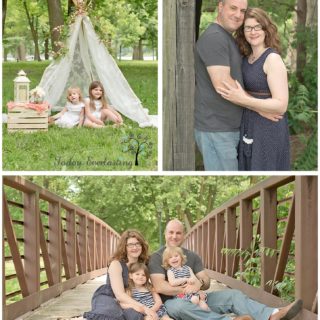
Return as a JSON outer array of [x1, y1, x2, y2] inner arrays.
[[3, 176, 120, 320], [184, 176, 317, 320]]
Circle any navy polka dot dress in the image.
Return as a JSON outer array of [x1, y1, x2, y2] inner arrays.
[[238, 48, 290, 171]]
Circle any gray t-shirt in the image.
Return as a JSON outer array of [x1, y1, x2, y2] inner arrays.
[[194, 23, 243, 132], [148, 246, 204, 302]]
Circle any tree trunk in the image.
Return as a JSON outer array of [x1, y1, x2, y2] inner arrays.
[[44, 38, 49, 60], [22, 1, 41, 61], [47, 0, 64, 53], [132, 39, 144, 60], [296, 0, 307, 82], [2, 0, 7, 36], [17, 42, 27, 61]]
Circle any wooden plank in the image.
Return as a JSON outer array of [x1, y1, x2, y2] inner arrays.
[[174, 0, 195, 170], [240, 199, 252, 277], [207, 218, 215, 270], [272, 195, 295, 291], [24, 191, 40, 295], [39, 214, 54, 286], [202, 221, 208, 268], [66, 209, 76, 278], [78, 214, 87, 274], [61, 224, 71, 280], [7, 123, 48, 129], [295, 176, 317, 310], [48, 202, 61, 285], [261, 188, 277, 292], [3, 191, 29, 297], [7, 117, 48, 123], [163, 0, 176, 170], [215, 212, 224, 272], [226, 207, 236, 276]]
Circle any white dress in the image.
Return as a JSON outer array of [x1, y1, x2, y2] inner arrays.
[[85, 98, 103, 120], [55, 101, 85, 128]]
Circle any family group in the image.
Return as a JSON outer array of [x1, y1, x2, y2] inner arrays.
[[83, 220, 302, 320]]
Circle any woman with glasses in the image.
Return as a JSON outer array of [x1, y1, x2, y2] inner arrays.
[[84, 229, 153, 320], [217, 8, 290, 171]]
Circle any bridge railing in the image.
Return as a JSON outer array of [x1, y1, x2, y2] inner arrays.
[[184, 176, 317, 320], [3, 176, 120, 320]]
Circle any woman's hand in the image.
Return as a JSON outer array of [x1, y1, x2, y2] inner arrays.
[[216, 80, 248, 105]]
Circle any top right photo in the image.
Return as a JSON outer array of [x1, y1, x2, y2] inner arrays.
[[163, 0, 317, 171]]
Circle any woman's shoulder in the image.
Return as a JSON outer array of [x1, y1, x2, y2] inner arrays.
[[264, 51, 286, 72]]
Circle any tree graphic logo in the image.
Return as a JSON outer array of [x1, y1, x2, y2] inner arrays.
[[121, 133, 153, 166]]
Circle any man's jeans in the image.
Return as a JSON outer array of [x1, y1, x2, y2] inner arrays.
[[165, 289, 275, 320], [194, 129, 239, 171]]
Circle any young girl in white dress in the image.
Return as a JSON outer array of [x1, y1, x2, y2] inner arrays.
[[121, 262, 173, 320], [162, 246, 210, 311], [83, 81, 123, 128], [49, 87, 85, 128]]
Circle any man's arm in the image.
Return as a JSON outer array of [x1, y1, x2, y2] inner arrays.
[[207, 65, 237, 91]]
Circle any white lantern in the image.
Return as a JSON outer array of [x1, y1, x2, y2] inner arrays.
[[14, 70, 30, 103]]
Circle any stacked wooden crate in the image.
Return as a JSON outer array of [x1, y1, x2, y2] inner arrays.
[[7, 103, 49, 133]]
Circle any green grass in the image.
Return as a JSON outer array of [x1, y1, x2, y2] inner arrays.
[[3, 61, 158, 171]]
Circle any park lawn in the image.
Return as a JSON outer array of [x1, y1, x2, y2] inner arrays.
[[2, 61, 158, 171]]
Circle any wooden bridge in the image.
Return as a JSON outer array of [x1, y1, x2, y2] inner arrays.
[[3, 176, 318, 319]]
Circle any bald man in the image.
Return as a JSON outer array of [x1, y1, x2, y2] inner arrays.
[[149, 219, 302, 320]]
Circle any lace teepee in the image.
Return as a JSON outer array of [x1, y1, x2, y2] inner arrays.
[[39, 1, 155, 127]]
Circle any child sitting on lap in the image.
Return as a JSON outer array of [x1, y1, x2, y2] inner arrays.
[[121, 262, 173, 320], [83, 81, 123, 128], [162, 246, 210, 311], [49, 87, 85, 128]]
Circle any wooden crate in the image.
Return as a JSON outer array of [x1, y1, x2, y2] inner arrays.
[[8, 106, 48, 133]]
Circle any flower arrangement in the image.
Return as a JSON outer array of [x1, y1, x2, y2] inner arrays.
[[29, 86, 46, 104]]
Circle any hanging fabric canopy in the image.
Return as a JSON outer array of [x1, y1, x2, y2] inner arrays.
[[39, 5, 156, 127]]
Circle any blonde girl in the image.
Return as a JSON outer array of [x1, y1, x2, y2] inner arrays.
[[162, 246, 210, 311], [83, 80, 123, 128], [49, 87, 85, 128]]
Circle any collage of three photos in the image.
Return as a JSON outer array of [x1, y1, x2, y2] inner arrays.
[[2, 0, 318, 320]]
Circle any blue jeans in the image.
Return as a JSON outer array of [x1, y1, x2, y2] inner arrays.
[[165, 289, 275, 320], [194, 129, 239, 171]]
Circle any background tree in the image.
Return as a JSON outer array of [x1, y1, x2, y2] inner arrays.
[[47, 0, 64, 53]]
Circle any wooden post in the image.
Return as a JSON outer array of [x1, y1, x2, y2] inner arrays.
[[78, 214, 87, 274], [226, 207, 236, 276], [240, 199, 253, 277], [261, 188, 278, 292], [208, 217, 215, 270], [66, 209, 76, 278], [24, 191, 40, 295], [163, 0, 195, 170], [295, 176, 317, 309], [215, 212, 224, 272]]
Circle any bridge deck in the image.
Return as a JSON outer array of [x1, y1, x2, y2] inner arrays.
[[19, 276, 230, 319]]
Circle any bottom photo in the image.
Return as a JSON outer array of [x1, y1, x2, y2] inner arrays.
[[2, 175, 317, 320]]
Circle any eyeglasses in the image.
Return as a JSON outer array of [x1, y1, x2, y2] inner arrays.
[[126, 242, 142, 249], [244, 24, 263, 32]]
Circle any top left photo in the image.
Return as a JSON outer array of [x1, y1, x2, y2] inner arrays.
[[2, 0, 158, 171]]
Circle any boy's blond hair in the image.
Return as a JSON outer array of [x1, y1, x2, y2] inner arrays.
[[162, 246, 187, 270]]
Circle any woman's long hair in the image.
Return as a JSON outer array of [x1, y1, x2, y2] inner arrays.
[[88, 80, 108, 111], [109, 229, 149, 265], [235, 8, 281, 57]]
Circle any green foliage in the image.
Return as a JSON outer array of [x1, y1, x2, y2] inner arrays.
[[3, 61, 157, 171], [222, 235, 277, 288]]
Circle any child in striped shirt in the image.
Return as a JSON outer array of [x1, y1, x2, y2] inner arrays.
[[162, 246, 210, 311], [123, 262, 173, 320]]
